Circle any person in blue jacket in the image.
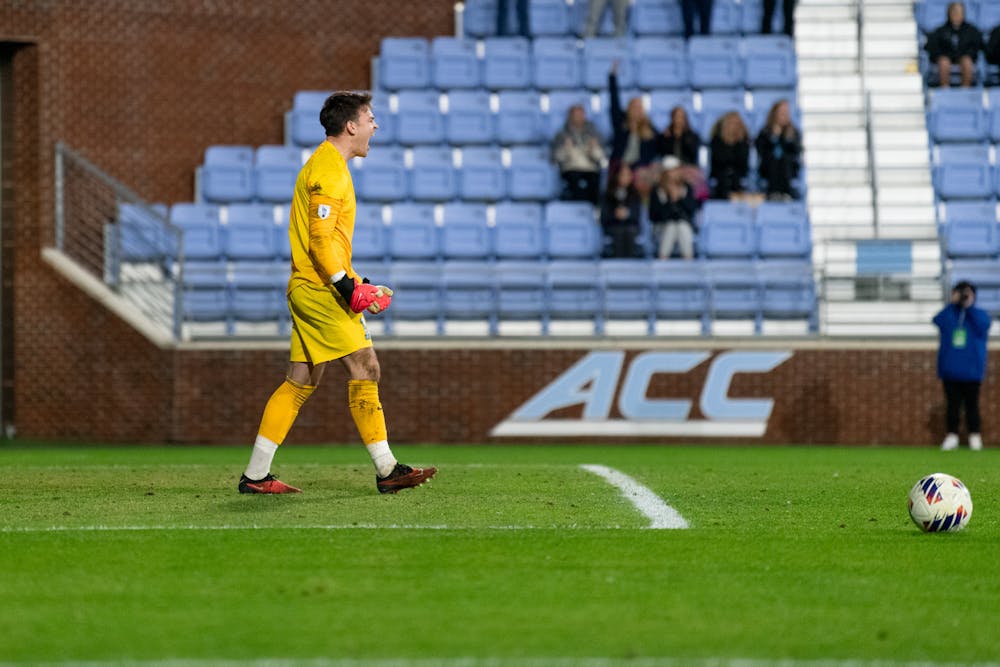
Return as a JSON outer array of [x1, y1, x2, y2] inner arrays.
[[932, 280, 992, 450]]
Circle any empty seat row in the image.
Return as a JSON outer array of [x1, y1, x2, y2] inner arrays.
[[937, 200, 1000, 258], [926, 88, 1000, 142], [198, 145, 307, 204], [463, 0, 790, 38], [378, 35, 796, 92], [698, 200, 812, 259], [931, 144, 1000, 198]]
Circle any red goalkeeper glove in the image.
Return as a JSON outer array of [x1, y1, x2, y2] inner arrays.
[[366, 286, 393, 314], [348, 280, 381, 313]]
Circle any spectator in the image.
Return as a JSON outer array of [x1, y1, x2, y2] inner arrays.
[[762, 0, 796, 37], [932, 280, 992, 451], [497, 0, 530, 37], [584, 0, 629, 38], [608, 63, 662, 196], [709, 111, 750, 200], [551, 104, 606, 205], [681, 0, 714, 39], [599, 165, 643, 258], [754, 99, 801, 201], [925, 2, 982, 88], [657, 105, 701, 166], [985, 24, 1000, 69], [650, 156, 699, 260]]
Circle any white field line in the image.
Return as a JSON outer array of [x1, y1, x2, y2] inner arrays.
[[580, 464, 689, 529]]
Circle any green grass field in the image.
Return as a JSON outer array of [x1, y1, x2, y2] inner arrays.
[[2, 443, 999, 666]]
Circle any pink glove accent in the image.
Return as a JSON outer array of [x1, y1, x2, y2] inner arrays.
[[349, 281, 380, 313]]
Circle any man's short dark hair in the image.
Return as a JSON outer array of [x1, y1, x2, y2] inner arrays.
[[319, 91, 373, 137], [954, 280, 977, 295]]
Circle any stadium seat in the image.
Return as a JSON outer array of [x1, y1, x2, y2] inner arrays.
[[446, 90, 495, 145], [496, 90, 545, 144], [254, 145, 302, 204], [170, 203, 224, 261], [463, 0, 499, 37], [458, 146, 508, 200], [230, 261, 287, 324], [441, 202, 493, 259], [289, 90, 329, 147], [933, 144, 994, 200], [706, 260, 762, 329], [353, 204, 389, 262], [632, 0, 684, 36], [942, 200, 1000, 258], [742, 36, 797, 89], [201, 145, 254, 204], [483, 37, 533, 89], [441, 261, 498, 331], [396, 90, 445, 145], [700, 201, 756, 258], [388, 202, 440, 260], [357, 146, 408, 201], [369, 91, 396, 146], [756, 201, 812, 258], [710, 0, 743, 34], [508, 146, 560, 200], [532, 37, 583, 90], [379, 37, 430, 90], [225, 203, 279, 261], [687, 37, 744, 89], [632, 38, 688, 89], [387, 261, 444, 330], [495, 260, 548, 324], [757, 261, 817, 328], [410, 146, 458, 202], [546, 89, 594, 137], [987, 89, 1000, 142], [432, 37, 481, 89], [546, 260, 604, 332], [600, 259, 656, 333], [652, 261, 710, 332], [583, 38, 634, 89], [696, 88, 748, 139], [648, 89, 697, 134], [854, 239, 912, 275], [495, 201, 546, 258], [915, 0, 953, 34], [544, 200, 601, 258], [116, 203, 171, 262], [528, 0, 572, 36], [926, 88, 988, 143]]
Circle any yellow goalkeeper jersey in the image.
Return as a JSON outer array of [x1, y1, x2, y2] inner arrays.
[[287, 141, 358, 295]]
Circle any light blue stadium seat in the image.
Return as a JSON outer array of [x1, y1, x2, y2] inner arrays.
[[357, 146, 408, 201], [388, 203, 440, 260], [441, 202, 493, 259], [495, 201, 546, 258], [950, 259, 1000, 315], [463, 0, 499, 37], [353, 204, 389, 262], [653, 261, 710, 332], [201, 145, 254, 203], [979, 1, 1000, 30], [633, 38, 688, 89], [230, 261, 287, 324], [855, 239, 912, 275], [254, 145, 301, 204], [171, 203, 224, 261], [742, 35, 797, 88], [410, 146, 457, 202], [459, 146, 508, 200], [442, 261, 498, 331], [483, 37, 533, 89], [933, 144, 993, 199], [648, 88, 697, 132], [379, 37, 430, 90], [688, 37, 744, 89], [700, 201, 756, 258], [544, 200, 601, 258], [756, 201, 812, 258], [748, 89, 798, 134], [432, 37, 481, 89], [496, 261, 548, 324], [289, 90, 329, 147], [600, 259, 656, 333], [532, 37, 583, 90], [446, 90, 495, 145], [546, 90, 594, 136], [632, 0, 684, 36], [529, 0, 572, 36], [546, 260, 604, 332], [710, 0, 743, 34], [707, 260, 762, 329], [915, 0, 954, 33], [927, 88, 988, 143], [182, 287, 230, 325], [741, 0, 784, 34], [225, 203, 279, 261], [757, 260, 817, 329], [387, 261, 444, 331], [943, 200, 1000, 258], [369, 91, 396, 146], [697, 88, 747, 138], [396, 89, 445, 145], [508, 145, 560, 200], [496, 89, 545, 144], [583, 38, 634, 89], [986, 89, 1000, 142], [117, 203, 170, 262]]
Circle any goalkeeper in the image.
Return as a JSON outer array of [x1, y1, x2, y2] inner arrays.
[[238, 91, 436, 495]]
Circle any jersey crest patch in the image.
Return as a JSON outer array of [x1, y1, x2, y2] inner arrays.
[[317, 204, 331, 220]]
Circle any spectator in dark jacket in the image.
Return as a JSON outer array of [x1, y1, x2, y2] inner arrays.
[[925, 2, 983, 87], [599, 165, 643, 258], [608, 62, 661, 197], [754, 99, 802, 200], [657, 105, 701, 166], [933, 280, 992, 450], [709, 111, 750, 200], [650, 157, 699, 260], [985, 24, 1000, 66]]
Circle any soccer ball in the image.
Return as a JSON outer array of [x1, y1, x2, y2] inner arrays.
[[907, 472, 973, 532]]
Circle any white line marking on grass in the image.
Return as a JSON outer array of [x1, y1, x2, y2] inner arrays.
[[580, 464, 689, 530]]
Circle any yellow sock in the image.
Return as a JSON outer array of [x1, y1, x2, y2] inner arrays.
[[349, 379, 397, 477], [258, 378, 316, 445]]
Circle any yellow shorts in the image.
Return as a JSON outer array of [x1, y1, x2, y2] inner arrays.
[[288, 283, 372, 364]]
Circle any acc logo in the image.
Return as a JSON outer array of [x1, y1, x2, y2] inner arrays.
[[490, 350, 792, 438]]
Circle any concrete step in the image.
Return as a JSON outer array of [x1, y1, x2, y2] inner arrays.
[[797, 40, 859, 59], [798, 74, 861, 95], [799, 59, 859, 76], [863, 73, 923, 93], [806, 169, 871, 186], [796, 5, 856, 22], [796, 22, 857, 40], [878, 185, 935, 206], [868, 91, 925, 112], [811, 224, 878, 242], [800, 92, 864, 112], [877, 204, 937, 226], [873, 147, 931, 168], [872, 129, 930, 149], [804, 128, 867, 149], [863, 58, 921, 76], [802, 112, 866, 130], [863, 6, 916, 22], [808, 149, 869, 169], [861, 38, 918, 58], [876, 169, 932, 187], [808, 184, 873, 206], [810, 204, 875, 226]]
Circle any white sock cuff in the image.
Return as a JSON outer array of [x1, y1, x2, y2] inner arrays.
[[365, 440, 397, 478], [245, 435, 280, 480]]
